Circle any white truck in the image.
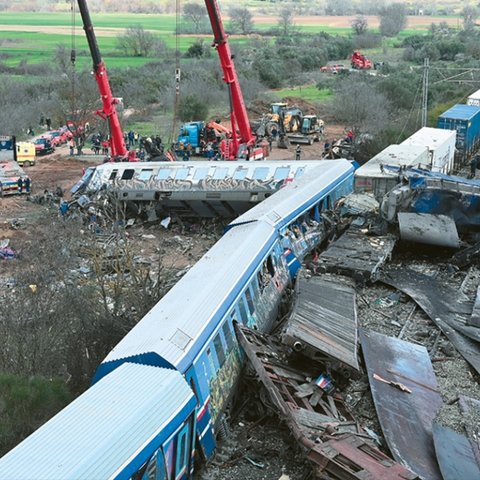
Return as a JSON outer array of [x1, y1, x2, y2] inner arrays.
[[467, 89, 480, 107]]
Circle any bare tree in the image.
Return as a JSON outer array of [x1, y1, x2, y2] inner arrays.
[[277, 7, 294, 36], [462, 6, 478, 31], [379, 3, 407, 37], [228, 7, 253, 35], [331, 77, 390, 141], [351, 15, 368, 35], [117, 25, 156, 57], [183, 3, 208, 33]]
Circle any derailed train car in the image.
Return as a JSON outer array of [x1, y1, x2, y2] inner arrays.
[[0, 160, 355, 480]]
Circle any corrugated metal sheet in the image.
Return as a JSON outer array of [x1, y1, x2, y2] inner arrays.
[[0, 363, 195, 480], [438, 104, 480, 121], [282, 273, 359, 370], [360, 329, 443, 480], [97, 221, 277, 379], [228, 159, 354, 229]]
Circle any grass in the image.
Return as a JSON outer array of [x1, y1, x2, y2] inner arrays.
[[274, 85, 332, 102]]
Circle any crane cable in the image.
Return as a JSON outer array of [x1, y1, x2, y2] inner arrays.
[[70, 0, 77, 134], [169, 0, 181, 148]]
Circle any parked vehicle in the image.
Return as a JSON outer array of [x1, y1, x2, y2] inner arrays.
[[34, 137, 55, 155], [320, 63, 347, 73], [351, 50, 373, 70], [16, 141, 36, 167]]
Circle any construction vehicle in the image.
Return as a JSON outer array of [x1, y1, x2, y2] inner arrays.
[[175, 120, 231, 156], [77, 0, 129, 160], [204, 0, 268, 161], [266, 103, 324, 146], [287, 115, 324, 145], [351, 50, 373, 70], [268, 103, 303, 135]]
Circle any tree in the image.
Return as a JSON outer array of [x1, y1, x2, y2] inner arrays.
[[331, 77, 390, 141], [228, 7, 253, 35], [183, 3, 207, 34], [117, 25, 156, 57], [178, 94, 209, 121], [379, 3, 407, 37], [351, 15, 368, 36], [462, 6, 478, 31], [277, 7, 294, 36]]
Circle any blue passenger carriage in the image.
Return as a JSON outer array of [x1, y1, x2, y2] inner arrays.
[[0, 159, 355, 479]]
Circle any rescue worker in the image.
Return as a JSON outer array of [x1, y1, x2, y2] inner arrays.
[[17, 177, 23, 194], [24, 177, 31, 194], [295, 144, 302, 161], [69, 138, 75, 156]]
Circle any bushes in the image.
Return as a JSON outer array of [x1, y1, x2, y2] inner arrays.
[[0, 374, 72, 455]]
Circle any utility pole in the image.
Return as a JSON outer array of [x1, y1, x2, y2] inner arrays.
[[421, 57, 429, 127]]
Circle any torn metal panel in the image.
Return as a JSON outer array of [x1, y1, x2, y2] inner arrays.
[[451, 241, 480, 268], [360, 329, 443, 480], [281, 272, 359, 371], [236, 324, 417, 479], [318, 228, 396, 281], [470, 286, 480, 328], [433, 423, 480, 480], [381, 267, 480, 375], [398, 212, 460, 248], [459, 395, 480, 467]]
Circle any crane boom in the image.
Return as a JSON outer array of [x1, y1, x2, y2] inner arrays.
[[77, 0, 127, 158], [204, 0, 266, 160]]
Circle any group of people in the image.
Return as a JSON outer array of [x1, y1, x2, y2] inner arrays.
[[17, 176, 31, 194]]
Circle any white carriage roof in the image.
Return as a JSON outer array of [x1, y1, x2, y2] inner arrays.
[[228, 159, 354, 229], [96, 221, 276, 379], [0, 364, 195, 480]]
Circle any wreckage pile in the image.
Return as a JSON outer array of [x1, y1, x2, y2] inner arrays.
[[201, 197, 480, 479]]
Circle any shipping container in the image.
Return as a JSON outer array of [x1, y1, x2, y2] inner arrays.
[[401, 127, 456, 174], [437, 104, 480, 160], [354, 144, 430, 200], [467, 88, 480, 106]]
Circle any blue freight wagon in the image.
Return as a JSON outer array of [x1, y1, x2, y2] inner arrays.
[[437, 104, 480, 164]]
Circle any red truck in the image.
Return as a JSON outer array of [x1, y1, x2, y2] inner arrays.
[[351, 51, 373, 70]]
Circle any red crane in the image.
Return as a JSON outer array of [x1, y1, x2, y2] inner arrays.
[[77, 0, 128, 159], [204, 0, 267, 160]]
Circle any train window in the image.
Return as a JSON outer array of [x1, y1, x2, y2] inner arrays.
[[266, 255, 275, 276], [245, 286, 255, 315], [295, 167, 305, 178], [175, 168, 189, 180], [222, 322, 234, 350], [206, 348, 216, 375], [193, 167, 209, 180], [253, 167, 269, 180], [325, 195, 331, 209], [274, 167, 290, 180], [214, 334, 226, 366], [233, 167, 248, 180], [109, 170, 118, 180], [138, 169, 153, 181], [121, 169, 135, 180], [156, 168, 171, 180], [213, 167, 228, 179], [238, 297, 248, 324], [146, 451, 157, 480], [251, 275, 260, 299], [178, 434, 186, 474]]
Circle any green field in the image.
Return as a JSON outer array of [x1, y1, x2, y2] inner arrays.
[[275, 86, 332, 102], [0, 11, 446, 69]]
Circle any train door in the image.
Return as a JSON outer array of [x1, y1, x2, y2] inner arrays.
[[173, 421, 192, 480]]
